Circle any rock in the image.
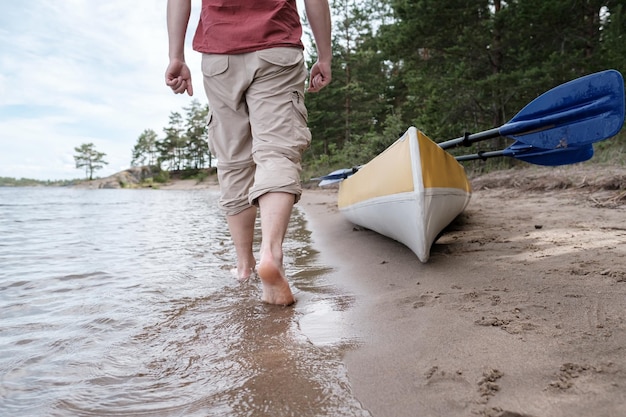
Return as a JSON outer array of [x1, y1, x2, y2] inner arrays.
[[75, 166, 157, 189]]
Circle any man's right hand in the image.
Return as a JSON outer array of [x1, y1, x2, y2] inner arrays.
[[165, 58, 194, 96], [307, 60, 332, 93]]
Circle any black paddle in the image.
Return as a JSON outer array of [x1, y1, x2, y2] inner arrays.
[[315, 70, 624, 184], [455, 142, 594, 166], [439, 69, 624, 150], [315, 143, 595, 185]]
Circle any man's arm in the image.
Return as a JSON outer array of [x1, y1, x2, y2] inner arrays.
[[303, 0, 332, 92], [165, 0, 194, 96]]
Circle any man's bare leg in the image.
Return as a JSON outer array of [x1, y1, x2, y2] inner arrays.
[[226, 206, 258, 282], [257, 192, 296, 306]]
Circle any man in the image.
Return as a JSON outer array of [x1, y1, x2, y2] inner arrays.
[[165, 0, 332, 305]]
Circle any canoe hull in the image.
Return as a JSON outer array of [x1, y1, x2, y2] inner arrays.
[[338, 127, 471, 262]]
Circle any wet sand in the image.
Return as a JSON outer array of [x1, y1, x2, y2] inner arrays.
[[140, 165, 626, 416], [299, 164, 626, 417]]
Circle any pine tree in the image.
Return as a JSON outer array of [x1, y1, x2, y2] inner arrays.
[[74, 143, 108, 180]]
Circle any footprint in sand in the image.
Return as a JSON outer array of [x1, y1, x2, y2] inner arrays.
[[409, 292, 440, 308]]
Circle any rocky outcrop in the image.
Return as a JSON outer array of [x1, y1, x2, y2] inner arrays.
[[74, 166, 156, 189]]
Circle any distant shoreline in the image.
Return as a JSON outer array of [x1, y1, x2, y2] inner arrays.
[[72, 167, 219, 190]]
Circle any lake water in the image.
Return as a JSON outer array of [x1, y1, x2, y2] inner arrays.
[[0, 187, 370, 417]]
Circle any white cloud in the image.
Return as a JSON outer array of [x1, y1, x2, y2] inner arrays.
[[0, 1, 203, 180]]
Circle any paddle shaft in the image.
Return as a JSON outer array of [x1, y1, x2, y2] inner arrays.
[[455, 149, 506, 161], [455, 142, 594, 166], [439, 128, 501, 150]]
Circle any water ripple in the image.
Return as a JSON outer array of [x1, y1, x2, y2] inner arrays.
[[0, 187, 369, 417]]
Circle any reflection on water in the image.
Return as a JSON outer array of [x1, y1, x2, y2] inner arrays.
[[0, 187, 370, 417]]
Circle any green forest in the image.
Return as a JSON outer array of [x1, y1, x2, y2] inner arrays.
[[134, 0, 626, 179]]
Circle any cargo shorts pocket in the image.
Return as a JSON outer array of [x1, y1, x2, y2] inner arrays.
[[205, 108, 217, 158], [257, 47, 304, 68], [202, 54, 229, 77], [291, 91, 312, 152]]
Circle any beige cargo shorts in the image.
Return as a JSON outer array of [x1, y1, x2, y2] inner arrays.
[[201, 47, 311, 216]]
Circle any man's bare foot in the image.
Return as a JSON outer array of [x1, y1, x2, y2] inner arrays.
[[257, 259, 295, 306]]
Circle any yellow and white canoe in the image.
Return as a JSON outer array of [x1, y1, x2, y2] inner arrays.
[[337, 127, 471, 262]]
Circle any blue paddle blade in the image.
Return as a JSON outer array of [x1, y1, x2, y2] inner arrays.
[[503, 141, 594, 166], [499, 70, 625, 149]]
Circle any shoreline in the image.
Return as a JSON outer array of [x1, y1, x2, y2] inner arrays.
[[73, 164, 626, 415], [298, 165, 626, 417]]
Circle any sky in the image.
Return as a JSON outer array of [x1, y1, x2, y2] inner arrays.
[[0, 2, 207, 181]]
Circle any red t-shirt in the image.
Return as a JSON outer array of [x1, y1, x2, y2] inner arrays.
[[192, 0, 304, 54]]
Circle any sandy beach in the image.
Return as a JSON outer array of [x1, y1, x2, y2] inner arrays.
[[81, 165, 626, 416], [299, 164, 626, 417]]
